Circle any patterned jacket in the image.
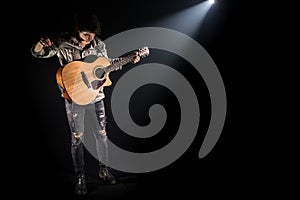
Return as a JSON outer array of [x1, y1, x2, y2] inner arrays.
[[31, 33, 122, 103]]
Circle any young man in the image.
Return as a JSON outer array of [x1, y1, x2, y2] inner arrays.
[[31, 12, 141, 195]]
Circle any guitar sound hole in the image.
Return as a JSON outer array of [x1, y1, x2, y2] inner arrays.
[[95, 67, 105, 79]]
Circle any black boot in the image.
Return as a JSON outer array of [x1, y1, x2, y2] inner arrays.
[[75, 174, 87, 195], [99, 167, 116, 184]]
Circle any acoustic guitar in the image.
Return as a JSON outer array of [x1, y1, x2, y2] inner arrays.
[[56, 47, 149, 105]]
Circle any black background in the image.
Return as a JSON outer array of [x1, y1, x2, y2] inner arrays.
[[6, 0, 292, 199]]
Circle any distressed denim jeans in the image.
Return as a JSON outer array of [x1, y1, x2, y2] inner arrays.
[[65, 99, 108, 175]]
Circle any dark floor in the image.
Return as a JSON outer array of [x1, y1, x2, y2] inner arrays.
[[51, 170, 145, 200], [21, 164, 145, 199], [17, 152, 234, 200], [20, 161, 186, 200]]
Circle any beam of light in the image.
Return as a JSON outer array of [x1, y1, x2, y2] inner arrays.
[[152, 1, 215, 38], [209, 0, 215, 4]]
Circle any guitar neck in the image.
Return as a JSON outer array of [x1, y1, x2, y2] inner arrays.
[[105, 54, 135, 73]]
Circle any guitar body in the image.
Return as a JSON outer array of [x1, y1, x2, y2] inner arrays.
[[57, 56, 111, 105]]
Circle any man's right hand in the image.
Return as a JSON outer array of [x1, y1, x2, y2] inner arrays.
[[33, 36, 53, 53]]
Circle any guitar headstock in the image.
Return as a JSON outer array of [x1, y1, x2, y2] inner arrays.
[[137, 47, 150, 58]]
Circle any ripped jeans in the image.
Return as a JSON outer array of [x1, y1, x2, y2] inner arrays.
[[65, 99, 108, 176]]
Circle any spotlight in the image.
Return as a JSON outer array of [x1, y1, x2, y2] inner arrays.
[[208, 0, 215, 4]]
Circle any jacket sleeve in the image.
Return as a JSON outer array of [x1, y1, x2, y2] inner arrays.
[[30, 43, 57, 58]]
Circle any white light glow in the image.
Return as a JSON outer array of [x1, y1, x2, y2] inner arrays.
[[209, 0, 215, 4]]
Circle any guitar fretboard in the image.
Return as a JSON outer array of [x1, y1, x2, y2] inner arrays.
[[104, 55, 135, 73]]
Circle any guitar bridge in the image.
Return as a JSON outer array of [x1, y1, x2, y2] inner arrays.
[[81, 72, 91, 88]]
